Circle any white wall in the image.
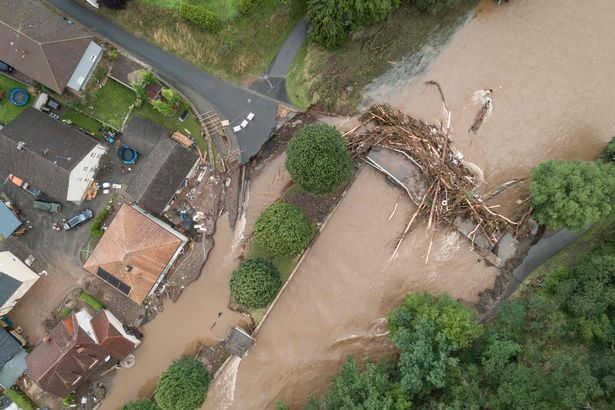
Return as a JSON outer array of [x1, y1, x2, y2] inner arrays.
[[0, 252, 39, 316], [67, 144, 107, 202]]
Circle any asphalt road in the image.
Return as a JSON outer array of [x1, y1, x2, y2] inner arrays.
[[48, 0, 278, 163]]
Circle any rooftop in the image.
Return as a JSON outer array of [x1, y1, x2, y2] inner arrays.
[[0, 202, 21, 239]]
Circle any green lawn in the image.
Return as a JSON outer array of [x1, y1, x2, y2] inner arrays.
[[133, 101, 206, 152], [144, 0, 241, 21], [88, 79, 135, 129], [0, 74, 34, 126], [63, 109, 105, 140], [285, 43, 311, 110]]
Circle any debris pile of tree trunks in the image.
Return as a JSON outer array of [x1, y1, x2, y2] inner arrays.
[[347, 104, 527, 261]]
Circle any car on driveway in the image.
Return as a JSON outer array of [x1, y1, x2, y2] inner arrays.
[[63, 208, 93, 230], [0, 60, 13, 73]]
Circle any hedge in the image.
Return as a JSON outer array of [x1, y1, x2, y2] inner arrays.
[[155, 358, 210, 410], [90, 204, 112, 238], [179, 4, 222, 32], [286, 124, 353, 195], [230, 257, 281, 309], [254, 202, 314, 256], [79, 292, 104, 312]]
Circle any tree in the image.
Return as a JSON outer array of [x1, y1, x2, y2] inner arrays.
[[229, 257, 281, 309], [150, 99, 175, 117], [546, 351, 602, 409], [481, 339, 523, 383], [154, 358, 210, 410], [493, 364, 550, 410], [254, 202, 314, 256], [100, 0, 130, 9], [121, 400, 158, 410], [286, 124, 352, 195], [529, 160, 615, 230]]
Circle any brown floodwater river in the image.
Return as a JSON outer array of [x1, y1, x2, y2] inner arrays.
[[204, 0, 615, 408]]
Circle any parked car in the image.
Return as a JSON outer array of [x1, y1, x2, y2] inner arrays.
[[47, 99, 60, 110], [0, 60, 13, 73], [63, 208, 93, 230], [33, 200, 61, 213]]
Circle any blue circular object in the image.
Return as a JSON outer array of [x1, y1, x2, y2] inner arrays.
[[117, 145, 138, 165], [9, 88, 29, 107]]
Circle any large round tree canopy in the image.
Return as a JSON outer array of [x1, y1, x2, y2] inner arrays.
[[154, 357, 210, 410], [230, 257, 282, 309], [286, 124, 352, 195], [254, 202, 314, 257]]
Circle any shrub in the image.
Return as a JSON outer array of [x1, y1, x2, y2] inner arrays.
[[179, 4, 222, 32], [62, 394, 74, 407], [155, 357, 210, 410], [150, 99, 175, 117], [5, 388, 36, 410], [530, 160, 615, 230], [239, 0, 261, 16], [603, 137, 615, 162], [286, 124, 352, 195], [61, 307, 72, 318], [254, 202, 314, 256], [90, 204, 112, 238], [230, 257, 281, 309], [79, 292, 104, 312], [121, 399, 159, 410], [415, 0, 458, 14]]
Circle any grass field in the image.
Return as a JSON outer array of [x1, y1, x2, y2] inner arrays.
[[89, 79, 135, 129], [63, 109, 105, 139], [143, 0, 242, 21], [285, 1, 477, 112], [0, 74, 33, 126], [99, 0, 303, 83]]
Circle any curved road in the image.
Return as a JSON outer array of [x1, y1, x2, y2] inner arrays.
[[48, 0, 278, 163]]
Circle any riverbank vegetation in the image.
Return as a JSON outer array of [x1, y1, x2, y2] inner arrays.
[[287, 1, 477, 112], [98, 0, 305, 83], [284, 217, 615, 409]]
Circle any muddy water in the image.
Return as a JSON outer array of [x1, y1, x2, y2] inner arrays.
[[101, 154, 291, 409], [205, 166, 497, 409], [364, 0, 615, 209], [206, 1, 615, 408]]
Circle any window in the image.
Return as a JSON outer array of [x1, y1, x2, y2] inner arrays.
[[72, 376, 82, 385], [96, 268, 131, 295], [89, 359, 99, 369]]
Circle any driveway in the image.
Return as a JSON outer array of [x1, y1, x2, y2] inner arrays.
[[47, 0, 279, 163]]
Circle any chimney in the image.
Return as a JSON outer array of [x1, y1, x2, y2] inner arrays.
[[76, 347, 86, 354], [42, 335, 51, 342], [125, 265, 133, 272]]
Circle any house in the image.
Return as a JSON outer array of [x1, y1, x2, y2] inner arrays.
[[0, 108, 107, 203], [26, 309, 139, 397], [0, 252, 39, 316], [0, 202, 21, 239], [0, 0, 103, 93], [83, 204, 188, 305], [0, 328, 27, 389], [123, 116, 199, 215]]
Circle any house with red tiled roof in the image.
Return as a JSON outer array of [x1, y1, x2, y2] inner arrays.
[[0, 0, 103, 93], [83, 204, 188, 305], [26, 309, 139, 397]]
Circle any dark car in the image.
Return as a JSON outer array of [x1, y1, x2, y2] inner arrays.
[[0, 61, 14, 73], [63, 208, 93, 230]]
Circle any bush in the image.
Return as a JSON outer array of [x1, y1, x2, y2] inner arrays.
[[179, 4, 222, 32], [230, 257, 281, 309], [90, 204, 112, 238], [415, 0, 458, 14], [603, 137, 615, 162], [79, 292, 104, 312], [530, 160, 615, 230], [5, 388, 36, 410], [238, 0, 261, 15], [155, 358, 210, 410], [286, 124, 352, 195], [121, 399, 159, 410], [254, 202, 314, 256]]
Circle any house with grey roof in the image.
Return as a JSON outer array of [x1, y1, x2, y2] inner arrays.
[[0, 251, 40, 316], [123, 116, 199, 215], [0, 201, 21, 239], [0, 108, 107, 203], [0, 0, 103, 93], [0, 328, 27, 390]]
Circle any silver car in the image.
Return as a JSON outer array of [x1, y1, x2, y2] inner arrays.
[[63, 208, 93, 230]]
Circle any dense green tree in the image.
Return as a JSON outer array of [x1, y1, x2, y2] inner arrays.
[[481, 339, 523, 383], [286, 124, 352, 195], [492, 364, 550, 410], [154, 358, 210, 410], [150, 99, 175, 117], [254, 202, 314, 256], [547, 351, 602, 409], [529, 160, 615, 230], [320, 357, 409, 410], [121, 400, 158, 410], [229, 257, 281, 309]]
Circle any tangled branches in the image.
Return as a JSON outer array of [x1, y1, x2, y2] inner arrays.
[[348, 104, 519, 261]]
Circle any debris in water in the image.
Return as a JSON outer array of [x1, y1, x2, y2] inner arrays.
[[469, 89, 493, 133]]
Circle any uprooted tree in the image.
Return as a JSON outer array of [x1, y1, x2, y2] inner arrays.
[[530, 160, 615, 231]]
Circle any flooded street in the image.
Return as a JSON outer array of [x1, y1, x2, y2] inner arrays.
[[101, 155, 291, 409], [206, 166, 497, 409], [206, 0, 615, 408]]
